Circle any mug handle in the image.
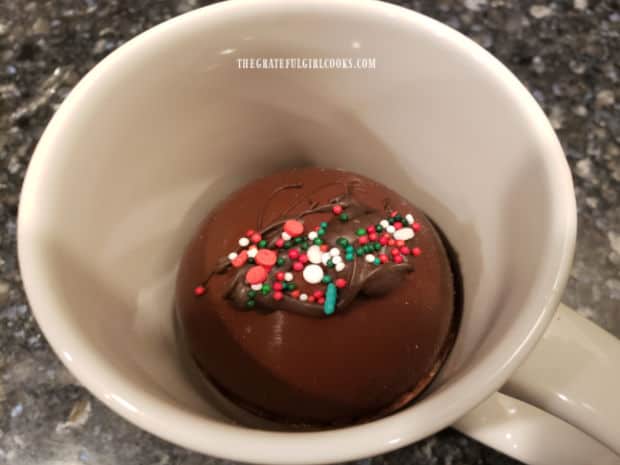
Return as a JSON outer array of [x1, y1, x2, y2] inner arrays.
[[455, 304, 620, 464]]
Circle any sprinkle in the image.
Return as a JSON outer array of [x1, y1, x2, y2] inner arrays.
[[308, 231, 318, 240], [294, 237, 303, 244], [391, 248, 400, 256], [379, 237, 388, 246], [246, 266, 267, 285], [251, 283, 263, 291], [283, 219, 304, 237], [412, 222, 421, 232], [365, 254, 376, 263], [258, 239, 267, 248], [390, 211, 399, 218], [374, 242, 382, 251], [247, 247, 258, 258], [248, 258, 255, 264], [256, 249, 277, 266], [313, 290, 324, 299], [355, 248, 365, 256], [339, 213, 349, 222], [412, 247, 422, 256], [273, 291, 283, 301], [374, 257, 381, 265], [283, 241, 292, 249], [238, 237, 250, 247], [332, 205, 343, 215], [395, 240, 405, 247], [394, 255, 404, 264], [368, 232, 378, 241], [358, 235, 369, 245], [273, 282, 283, 291], [288, 249, 300, 260], [276, 272, 285, 281], [317, 228, 326, 237], [356, 228, 366, 236], [322, 275, 332, 284], [320, 244, 329, 252], [250, 233, 262, 243], [394, 221, 403, 230], [307, 245, 323, 264], [261, 283, 271, 295], [227, 252, 238, 261], [320, 221, 328, 228], [300, 243, 309, 251], [393, 227, 414, 241], [302, 264, 324, 284], [380, 220, 389, 228], [287, 282, 297, 290], [313, 238, 323, 245], [386, 225, 396, 234], [335, 262, 346, 272], [246, 229, 256, 237], [335, 278, 347, 288], [290, 290, 301, 298], [379, 253, 389, 263], [246, 300, 255, 308], [332, 256, 343, 265], [388, 239, 395, 246], [367, 225, 375, 233], [194, 285, 206, 296], [329, 247, 340, 257], [276, 257, 286, 266], [299, 253, 308, 264], [405, 214, 414, 225], [275, 238, 284, 248], [345, 254, 354, 262], [308, 296, 316, 303], [375, 224, 383, 232], [293, 261, 304, 271], [299, 293, 308, 302], [321, 253, 331, 265], [231, 250, 248, 267], [326, 259, 335, 268], [284, 272, 294, 281], [324, 283, 337, 315], [400, 246, 411, 255], [318, 297, 326, 304], [281, 231, 292, 241], [248, 290, 257, 298]]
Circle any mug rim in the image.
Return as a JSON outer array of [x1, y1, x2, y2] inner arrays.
[[17, 0, 577, 463]]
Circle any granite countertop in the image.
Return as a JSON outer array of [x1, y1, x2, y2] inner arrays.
[[0, 0, 618, 464]]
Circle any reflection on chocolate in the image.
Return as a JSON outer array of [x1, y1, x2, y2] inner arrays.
[[175, 168, 461, 426]]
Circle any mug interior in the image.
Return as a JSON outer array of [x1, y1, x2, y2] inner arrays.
[[18, 0, 576, 463]]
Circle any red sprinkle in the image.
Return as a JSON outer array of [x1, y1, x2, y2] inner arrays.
[[284, 219, 304, 237], [332, 204, 343, 215], [255, 249, 277, 267], [276, 271, 285, 281], [273, 282, 283, 291], [320, 244, 329, 252], [390, 210, 399, 218], [313, 290, 324, 299], [318, 297, 326, 305], [400, 246, 411, 255], [194, 285, 206, 296], [290, 290, 301, 298], [288, 249, 300, 260], [379, 237, 388, 246], [231, 250, 248, 268], [299, 254, 308, 264], [388, 239, 396, 246], [250, 232, 262, 243], [273, 291, 284, 301], [379, 253, 389, 263], [293, 261, 304, 272], [245, 266, 267, 285], [412, 222, 421, 231], [369, 232, 378, 241], [275, 238, 284, 248], [358, 235, 369, 245], [391, 248, 400, 256], [308, 296, 316, 303], [412, 247, 422, 256], [335, 278, 347, 288], [245, 229, 255, 237], [395, 240, 405, 247], [394, 221, 403, 230], [367, 225, 375, 233], [394, 255, 404, 264]]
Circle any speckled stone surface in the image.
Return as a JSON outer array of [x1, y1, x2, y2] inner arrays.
[[0, 0, 618, 464]]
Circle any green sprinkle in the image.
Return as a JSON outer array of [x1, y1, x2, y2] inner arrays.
[[324, 283, 337, 315], [281, 282, 288, 291], [346, 245, 354, 253], [247, 290, 257, 298], [363, 245, 371, 253], [287, 282, 297, 291], [258, 239, 267, 248], [375, 224, 383, 232], [345, 253, 354, 261], [246, 300, 256, 308], [313, 238, 323, 245], [356, 248, 365, 256], [374, 257, 381, 265], [322, 275, 332, 284], [247, 257, 255, 264], [294, 237, 303, 244], [276, 257, 285, 266], [300, 243, 309, 250], [356, 228, 366, 236], [327, 259, 335, 268], [337, 237, 348, 247], [317, 228, 326, 237], [261, 284, 271, 295], [388, 217, 395, 224], [283, 241, 292, 249], [320, 221, 328, 228], [339, 213, 349, 222], [394, 214, 402, 221], [374, 242, 382, 251]]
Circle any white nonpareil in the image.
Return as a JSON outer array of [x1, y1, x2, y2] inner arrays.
[[307, 245, 323, 264], [302, 264, 324, 284], [393, 227, 414, 241]]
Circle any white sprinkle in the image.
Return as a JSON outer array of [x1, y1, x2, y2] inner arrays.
[[238, 237, 250, 247], [321, 253, 331, 266], [332, 256, 343, 265], [307, 245, 323, 264], [227, 252, 238, 261], [251, 284, 262, 291], [394, 227, 415, 241], [405, 214, 414, 225], [247, 247, 258, 258], [380, 220, 389, 228], [284, 272, 294, 282], [299, 293, 308, 302], [303, 264, 324, 284], [308, 231, 318, 240], [386, 225, 396, 234], [329, 247, 340, 257], [281, 231, 291, 241], [335, 262, 346, 272], [365, 254, 376, 263]]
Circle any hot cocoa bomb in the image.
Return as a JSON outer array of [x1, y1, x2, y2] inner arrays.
[[175, 168, 461, 426]]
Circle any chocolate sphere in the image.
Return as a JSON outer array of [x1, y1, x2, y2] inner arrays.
[[175, 168, 460, 426]]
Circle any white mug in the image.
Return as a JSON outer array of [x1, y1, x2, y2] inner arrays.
[[17, 1, 620, 464]]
